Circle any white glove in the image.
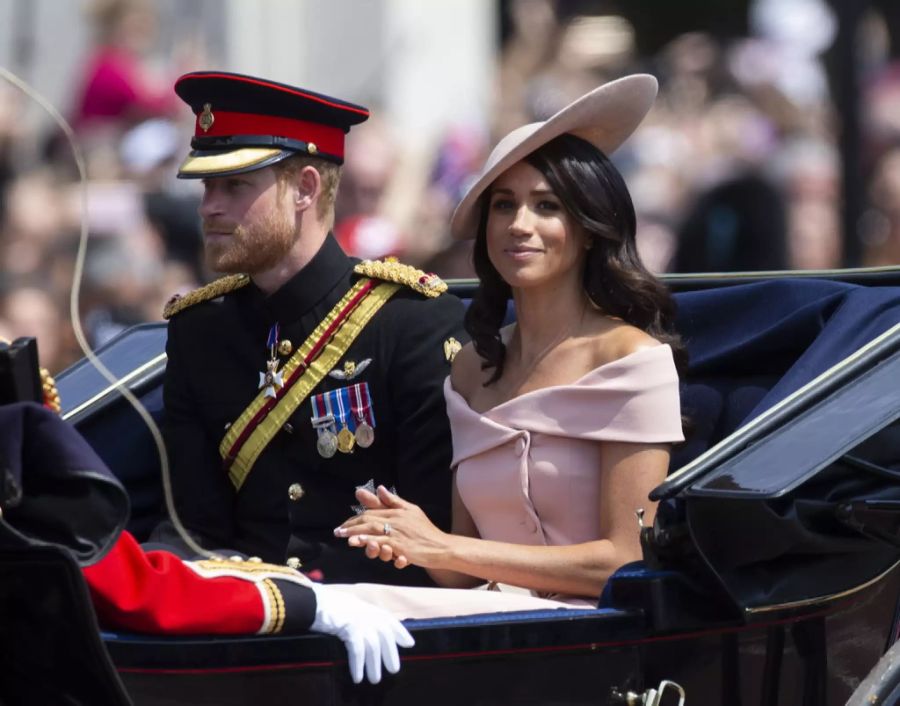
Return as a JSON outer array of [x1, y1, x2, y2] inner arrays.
[[310, 583, 415, 684]]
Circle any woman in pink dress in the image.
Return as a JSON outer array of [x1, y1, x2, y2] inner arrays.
[[333, 74, 685, 618]]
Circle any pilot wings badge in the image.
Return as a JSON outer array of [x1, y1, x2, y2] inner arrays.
[[328, 358, 371, 381]]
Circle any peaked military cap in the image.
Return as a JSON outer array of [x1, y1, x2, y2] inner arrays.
[[174, 71, 369, 178]]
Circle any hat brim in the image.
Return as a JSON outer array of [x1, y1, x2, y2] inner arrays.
[[176, 147, 291, 179], [449, 74, 658, 239]]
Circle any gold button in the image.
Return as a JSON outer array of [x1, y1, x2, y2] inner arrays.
[[307, 142, 317, 155], [248, 556, 263, 563], [288, 483, 305, 501], [286, 556, 302, 569], [278, 339, 293, 356], [228, 555, 244, 562]]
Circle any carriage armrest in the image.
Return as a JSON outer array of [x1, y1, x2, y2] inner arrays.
[[600, 561, 729, 631]]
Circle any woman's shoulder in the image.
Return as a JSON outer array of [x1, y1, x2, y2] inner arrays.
[[450, 323, 515, 396], [449, 341, 483, 399], [585, 319, 664, 370]]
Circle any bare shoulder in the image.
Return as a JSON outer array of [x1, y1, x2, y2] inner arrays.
[[449, 342, 483, 398], [589, 320, 662, 367]]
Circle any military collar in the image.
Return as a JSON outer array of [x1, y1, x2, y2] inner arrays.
[[260, 234, 354, 324]]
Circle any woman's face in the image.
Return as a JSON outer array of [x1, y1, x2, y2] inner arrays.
[[485, 160, 587, 290]]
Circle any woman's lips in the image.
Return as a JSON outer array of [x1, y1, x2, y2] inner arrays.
[[504, 247, 542, 260]]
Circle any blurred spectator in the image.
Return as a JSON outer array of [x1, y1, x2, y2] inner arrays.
[[120, 118, 205, 281], [772, 137, 842, 269], [72, 0, 178, 136], [78, 235, 163, 346], [0, 286, 70, 373], [0, 84, 26, 228], [334, 117, 404, 261], [0, 169, 70, 284], [673, 173, 788, 272], [862, 145, 900, 266]]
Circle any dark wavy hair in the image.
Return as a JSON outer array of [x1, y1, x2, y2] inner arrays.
[[465, 133, 686, 385]]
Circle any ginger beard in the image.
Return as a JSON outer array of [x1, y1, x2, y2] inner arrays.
[[203, 200, 296, 275]]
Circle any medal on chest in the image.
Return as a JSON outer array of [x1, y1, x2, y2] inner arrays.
[[311, 414, 338, 458], [258, 323, 285, 399], [310, 382, 377, 457]]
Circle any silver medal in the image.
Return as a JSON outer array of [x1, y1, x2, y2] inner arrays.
[[316, 429, 338, 458], [355, 420, 375, 448], [311, 413, 338, 459]]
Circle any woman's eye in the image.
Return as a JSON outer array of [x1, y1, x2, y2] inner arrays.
[[491, 198, 515, 211], [537, 200, 560, 211]]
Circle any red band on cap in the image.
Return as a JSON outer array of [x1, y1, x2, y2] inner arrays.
[[196, 110, 345, 157]]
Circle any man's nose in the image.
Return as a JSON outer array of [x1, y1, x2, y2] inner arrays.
[[198, 186, 224, 220]]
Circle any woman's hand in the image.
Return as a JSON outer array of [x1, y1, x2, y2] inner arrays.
[[335, 486, 449, 570]]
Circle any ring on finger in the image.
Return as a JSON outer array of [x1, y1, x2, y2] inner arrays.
[[383, 522, 392, 536]]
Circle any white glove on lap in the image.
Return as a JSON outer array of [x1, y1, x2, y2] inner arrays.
[[310, 583, 415, 684]]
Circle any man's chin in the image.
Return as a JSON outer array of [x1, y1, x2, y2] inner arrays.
[[205, 252, 244, 274]]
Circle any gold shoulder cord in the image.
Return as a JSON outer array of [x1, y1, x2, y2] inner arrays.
[[163, 274, 251, 319], [353, 259, 447, 297]]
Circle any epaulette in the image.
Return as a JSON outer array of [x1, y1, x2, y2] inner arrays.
[[163, 274, 251, 319], [353, 258, 447, 298]]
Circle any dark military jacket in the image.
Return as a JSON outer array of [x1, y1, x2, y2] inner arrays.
[[162, 235, 467, 585]]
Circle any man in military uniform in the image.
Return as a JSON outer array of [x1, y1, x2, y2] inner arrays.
[[157, 71, 466, 586]]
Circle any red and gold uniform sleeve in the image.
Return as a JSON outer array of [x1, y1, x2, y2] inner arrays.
[[82, 532, 316, 635]]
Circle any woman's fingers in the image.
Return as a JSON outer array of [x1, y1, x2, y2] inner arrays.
[[365, 538, 383, 559], [376, 485, 412, 509], [355, 488, 385, 509], [335, 512, 392, 537]]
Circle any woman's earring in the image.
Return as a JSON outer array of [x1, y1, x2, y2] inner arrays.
[[584, 238, 594, 250]]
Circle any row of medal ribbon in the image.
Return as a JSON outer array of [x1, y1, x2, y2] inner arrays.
[[310, 382, 376, 458]]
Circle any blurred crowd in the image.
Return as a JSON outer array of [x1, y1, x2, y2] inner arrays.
[[3, 0, 900, 373]]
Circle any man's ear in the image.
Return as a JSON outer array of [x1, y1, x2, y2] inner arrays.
[[294, 165, 322, 214]]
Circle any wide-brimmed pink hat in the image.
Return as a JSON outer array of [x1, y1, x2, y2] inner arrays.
[[449, 74, 658, 240]]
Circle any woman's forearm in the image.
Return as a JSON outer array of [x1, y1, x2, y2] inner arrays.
[[425, 565, 483, 589], [435, 534, 630, 598]]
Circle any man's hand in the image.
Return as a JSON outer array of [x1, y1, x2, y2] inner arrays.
[[310, 583, 414, 684]]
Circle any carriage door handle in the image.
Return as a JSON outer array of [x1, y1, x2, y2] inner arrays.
[[611, 679, 686, 705]]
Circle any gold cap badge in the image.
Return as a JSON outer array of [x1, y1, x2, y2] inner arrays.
[[199, 103, 215, 132], [307, 142, 318, 155]]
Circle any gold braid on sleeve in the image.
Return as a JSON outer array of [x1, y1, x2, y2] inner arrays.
[[41, 368, 61, 414]]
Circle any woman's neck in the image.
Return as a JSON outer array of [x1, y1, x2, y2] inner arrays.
[[509, 276, 588, 365]]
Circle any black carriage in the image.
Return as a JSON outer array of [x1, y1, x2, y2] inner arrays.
[[3, 267, 900, 706]]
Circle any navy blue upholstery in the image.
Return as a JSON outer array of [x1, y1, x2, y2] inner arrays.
[[77, 386, 166, 540], [402, 606, 615, 629]]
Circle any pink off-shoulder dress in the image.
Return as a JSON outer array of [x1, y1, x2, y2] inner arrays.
[[328, 345, 684, 619]]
